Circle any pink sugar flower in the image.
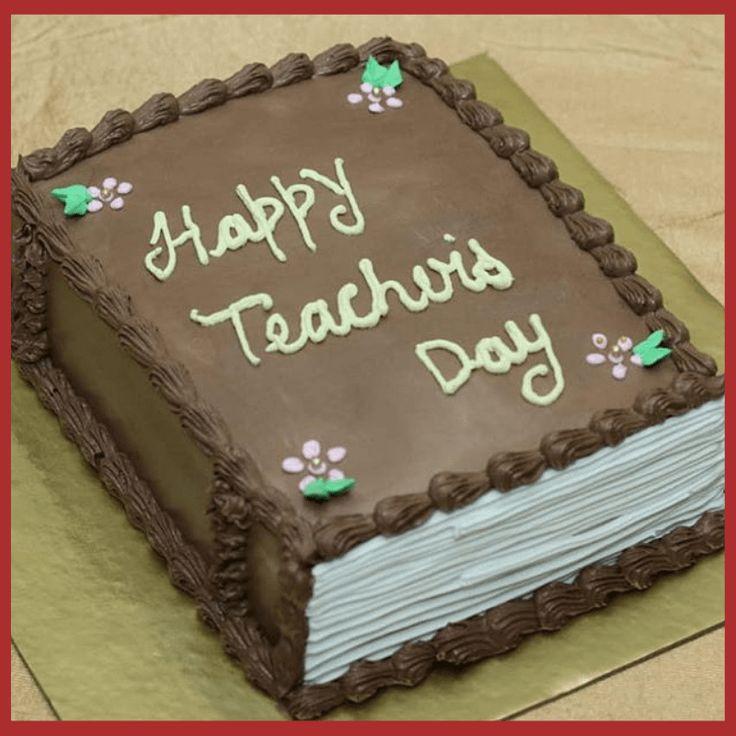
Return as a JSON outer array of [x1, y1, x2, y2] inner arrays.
[[586, 333, 642, 380], [87, 177, 133, 213], [282, 440, 348, 492]]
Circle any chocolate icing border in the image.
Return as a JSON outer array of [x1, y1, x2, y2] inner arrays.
[[11, 37, 725, 717]]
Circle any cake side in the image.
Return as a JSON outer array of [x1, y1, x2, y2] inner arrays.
[[11, 186, 315, 700], [11, 37, 725, 718]]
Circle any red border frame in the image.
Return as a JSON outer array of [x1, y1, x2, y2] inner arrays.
[[5, 4, 731, 734]]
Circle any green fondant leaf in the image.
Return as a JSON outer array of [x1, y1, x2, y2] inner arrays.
[[362, 55, 385, 87], [383, 59, 403, 89], [51, 184, 91, 217], [640, 345, 672, 367], [633, 329, 671, 366], [633, 328, 666, 355], [302, 479, 331, 502], [361, 56, 404, 90], [302, 477, 356, 502], [324, 478, 356, 495]]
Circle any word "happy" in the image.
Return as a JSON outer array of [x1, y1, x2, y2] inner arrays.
[[144, 157, 364, 281]]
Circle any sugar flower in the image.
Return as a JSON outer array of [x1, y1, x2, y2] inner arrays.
[[586, 333, 642, 380], [87, 177, 133, 212], [282, 439, 348, 492]]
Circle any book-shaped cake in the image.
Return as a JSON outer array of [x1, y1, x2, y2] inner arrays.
[[11, 38, 724, 719]]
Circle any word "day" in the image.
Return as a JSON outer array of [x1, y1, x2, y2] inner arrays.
[[415, 313, 565, 406]]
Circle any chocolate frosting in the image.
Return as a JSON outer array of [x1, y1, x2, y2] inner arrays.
[[540, 427, 604, 470], [563, 210, 615, 250], [540, 180, 585, 216], [591, 243, 638, 277], [132, 92, 180, 131], [613, 274, 664, 314], [11, 37, 724, 717], [428, 470, 490, 511], [373, 492, 434, 535], [486, 450, 546, 491], [482, 124, 530, 158], [312, 43, 360, 76], [455, 98, 504, 130]]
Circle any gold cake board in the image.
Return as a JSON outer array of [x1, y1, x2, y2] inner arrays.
[[11, 55, 724, 721]]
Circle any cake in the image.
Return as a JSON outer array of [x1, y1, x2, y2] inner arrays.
[[11, 38, 724, 719]]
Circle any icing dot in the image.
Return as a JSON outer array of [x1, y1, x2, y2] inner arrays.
[[443, 233, 456, 243]]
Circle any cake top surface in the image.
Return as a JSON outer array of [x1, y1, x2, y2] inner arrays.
[[18, 40, 715, 553]]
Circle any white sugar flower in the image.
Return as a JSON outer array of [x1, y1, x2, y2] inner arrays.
[[87, 177, 133, 212]]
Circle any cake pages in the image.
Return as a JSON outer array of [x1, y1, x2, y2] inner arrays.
[[305, 398, 724, 683]]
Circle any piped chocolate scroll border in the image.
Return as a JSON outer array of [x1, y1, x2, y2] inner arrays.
[[11, 37, 725, 717]]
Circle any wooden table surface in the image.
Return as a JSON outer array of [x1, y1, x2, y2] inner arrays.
[[10, 14, 724, 721]]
